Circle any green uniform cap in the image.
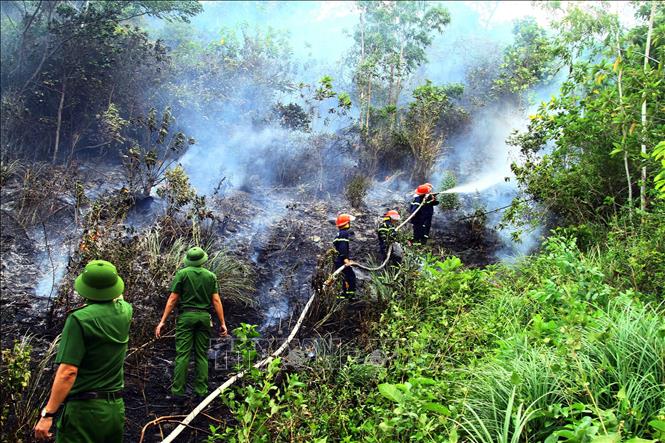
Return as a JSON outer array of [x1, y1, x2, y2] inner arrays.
[[184, 246, 208, 267], [74, 260, 124, 301]]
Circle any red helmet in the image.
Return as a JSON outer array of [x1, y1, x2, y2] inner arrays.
[[415, 183, 433, 195], [384, 210, 401, 221], [336, 213, 353, 228]]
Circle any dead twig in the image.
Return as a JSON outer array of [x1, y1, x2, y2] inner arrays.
[[138, 415, 185, 443], [126, 331, 175, 358]]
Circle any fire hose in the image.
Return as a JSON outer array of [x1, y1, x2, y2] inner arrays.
[[155, 192, 438, 443]]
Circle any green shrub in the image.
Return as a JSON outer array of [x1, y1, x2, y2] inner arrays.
[[438, 171, 460, 211], [156, 165, 196, 215], [209, 325, 310, 443], [0, 335, 59, 442], [0, 338, 32, 429], [212, 233, 664, 442], [345, 174, 370, 208], [598, 209, 665, 299], [578, 297, 665, 434]]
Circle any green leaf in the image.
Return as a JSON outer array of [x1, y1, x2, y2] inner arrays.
[[609, 147, 623, 157], [422, 402, 450, 416], [590, 434, 621, 443], [649, 419, 665, 432], [624, 438, 656, 443], [378, 383, 404, 403], [410, 377, 437, 386], [448, 427, 459, 443]]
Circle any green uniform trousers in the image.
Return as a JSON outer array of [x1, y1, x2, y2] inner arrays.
[[56, 398, 124, 442], [172, 311, 211, 397]]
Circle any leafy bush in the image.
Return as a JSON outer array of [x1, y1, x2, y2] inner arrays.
[[273, 102, 312, 132], [208, 325, 310, 442], [0, 336, 59, 442], [123, 107, 195, 200], [596, 208, 665, 299], [654, 141, 665, 199], [405, 81, 464, 182], [156, 165, 196, 216], [345, 174, 370, 208], [438, 171, 460, 211], [0, 338, 32, 429]]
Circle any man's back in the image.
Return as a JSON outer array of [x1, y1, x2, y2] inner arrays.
[[171, 266, 218, 309], [57, 299, 133, 395]]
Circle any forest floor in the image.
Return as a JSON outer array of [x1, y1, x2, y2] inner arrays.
[[0, 161, 504, 442]]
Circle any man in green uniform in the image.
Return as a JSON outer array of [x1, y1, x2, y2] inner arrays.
[[155, 247, 228, 402], [34, 260, 132, 442]]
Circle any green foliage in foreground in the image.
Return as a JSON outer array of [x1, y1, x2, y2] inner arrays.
[[0, 336, 59, 441], [212, 220, 665, 442]]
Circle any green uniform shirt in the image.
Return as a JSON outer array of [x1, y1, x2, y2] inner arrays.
[[55, 299, 133, 395], [170, 266, 219, 310]]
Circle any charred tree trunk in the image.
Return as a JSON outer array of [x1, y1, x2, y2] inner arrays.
[[52, 80, 66, 164]]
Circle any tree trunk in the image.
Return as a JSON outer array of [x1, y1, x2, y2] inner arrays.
[[9, 0, 43, 79], [19, 2, 55, 95], [640, 2, 655, 212], [393, 43, 405, 128], [366, 76, 372, 132], [614, 29, 632, 220], [395, 43, 405, 105], [388, 64, 395, 107], [359, 11, 366, 131], [52, 80, 66, 164]]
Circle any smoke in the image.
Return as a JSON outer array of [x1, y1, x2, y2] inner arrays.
[[123, 1, 579, 329], [152, 1, 562, 260]]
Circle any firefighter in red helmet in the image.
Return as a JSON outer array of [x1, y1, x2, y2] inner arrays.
[[333, 214, 356, 299], [409, 183, 439, 245], [377, 210, 401, 263]]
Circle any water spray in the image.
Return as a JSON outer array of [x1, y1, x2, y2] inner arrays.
[[439, 175, 506, 194]]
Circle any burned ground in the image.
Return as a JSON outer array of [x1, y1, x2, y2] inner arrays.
[[1, 162, 506, 442]]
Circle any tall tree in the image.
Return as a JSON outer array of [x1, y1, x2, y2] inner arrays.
[[640, 1, 656, 211], [352, 1, 450, 131], [406, 81, 463, 181], [507, 2, 664, 228]]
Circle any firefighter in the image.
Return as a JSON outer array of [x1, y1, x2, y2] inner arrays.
[[155, 247, 228, 404], [34, 260, 132, 442], [409, 183, 439, 245], [377, 209, 401, 263], [333, 213, 357, 299]]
